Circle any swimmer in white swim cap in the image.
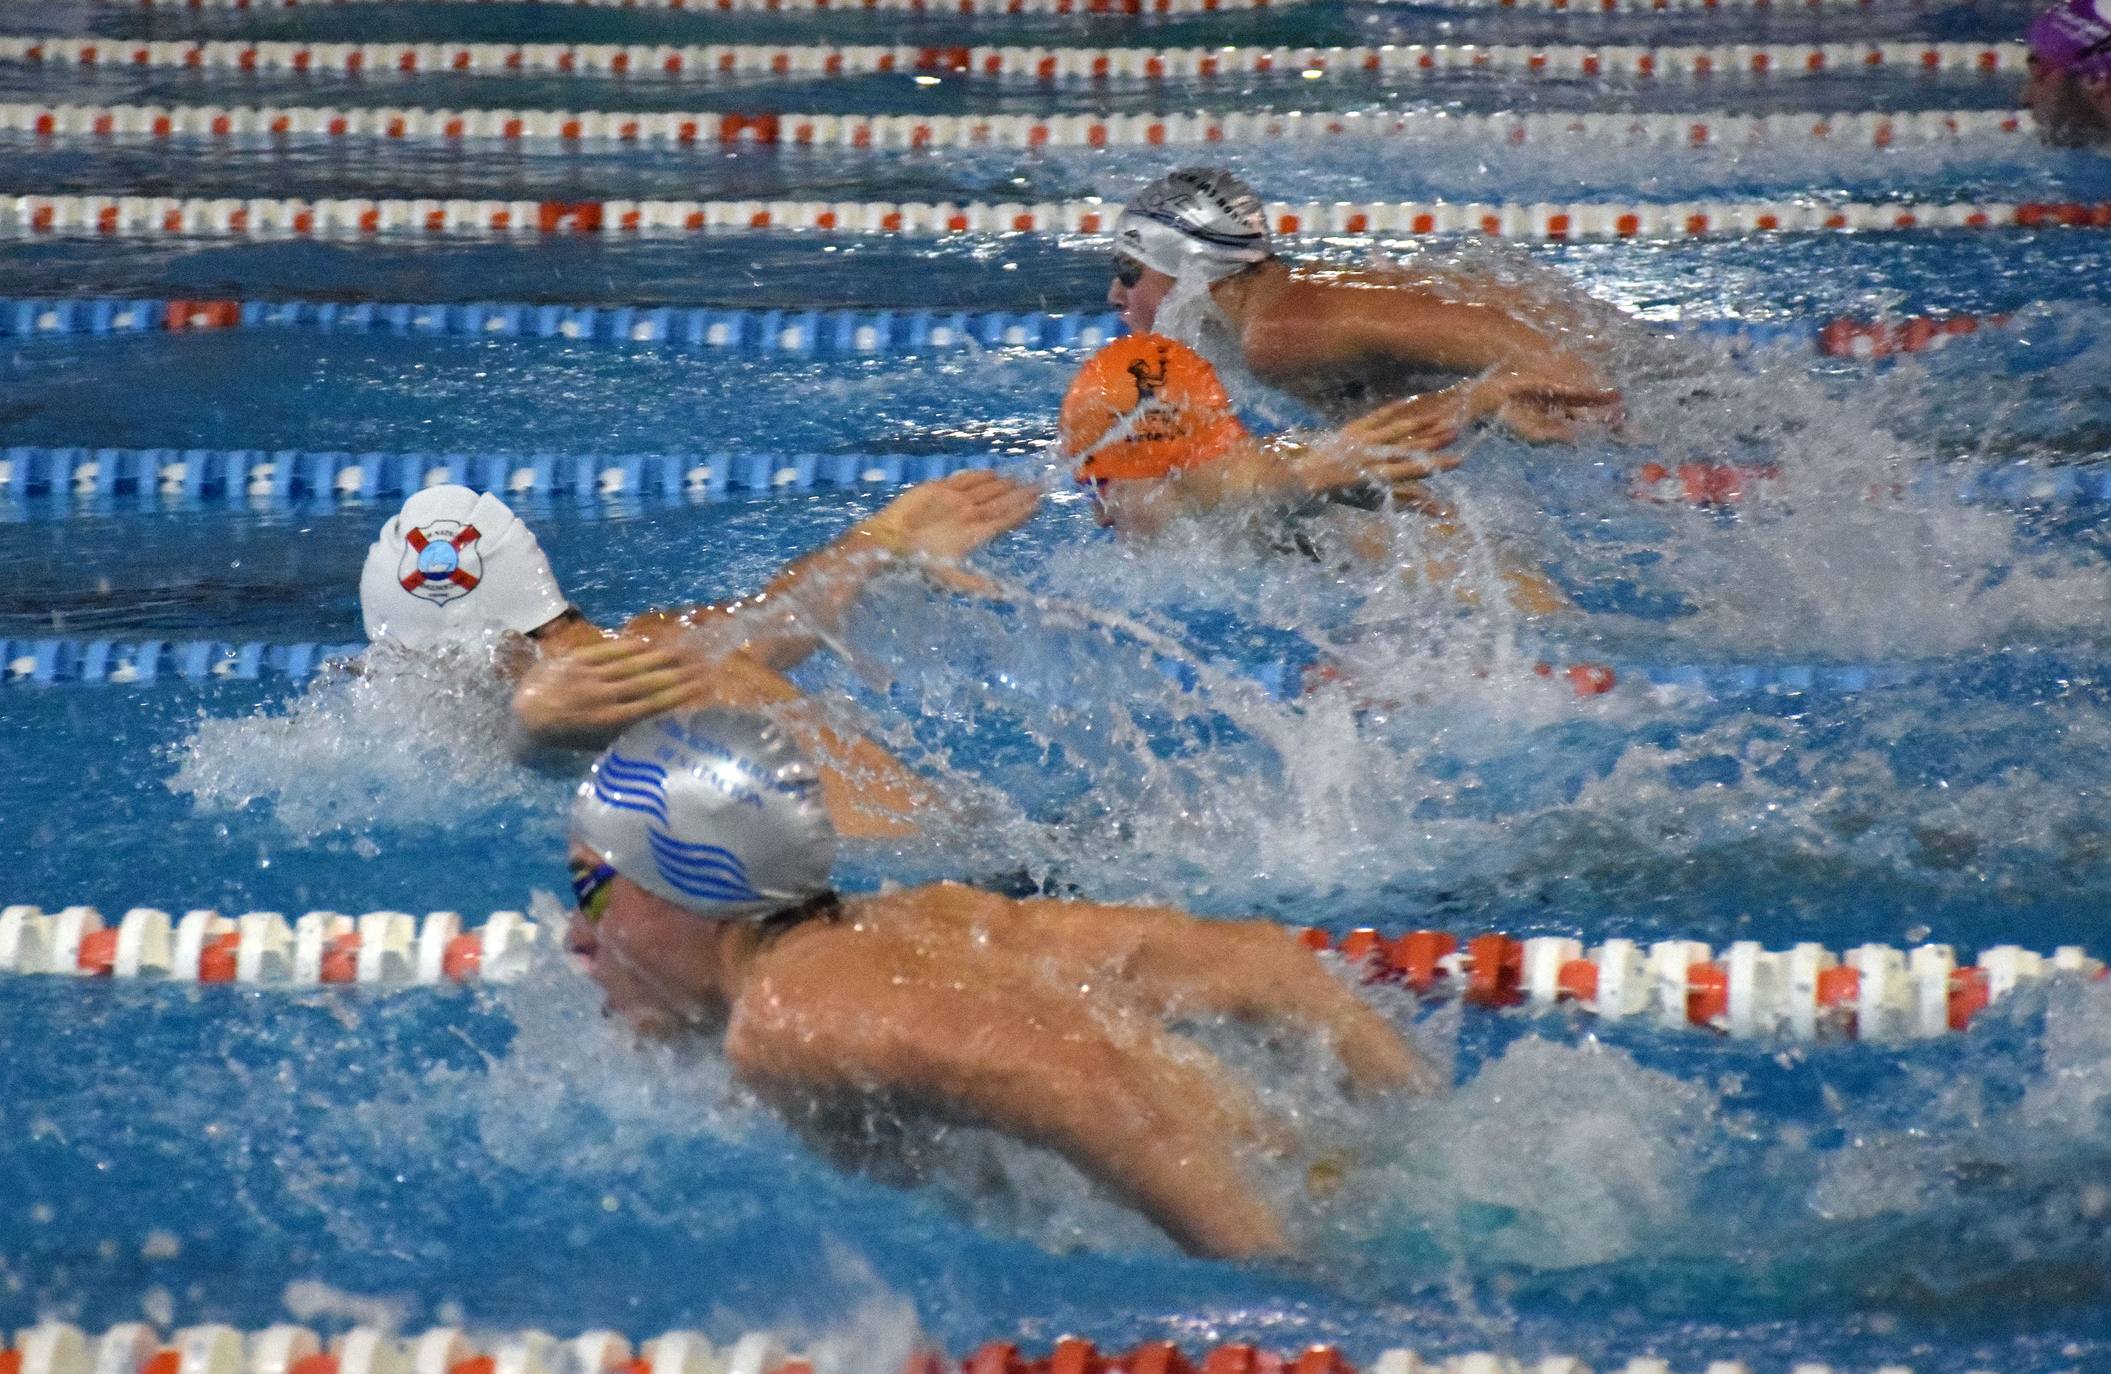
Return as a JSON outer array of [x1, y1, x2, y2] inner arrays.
[[564, 708, 1438, 1260], [361, 472, 1039, 836], [1109, 169, 1620, 441]]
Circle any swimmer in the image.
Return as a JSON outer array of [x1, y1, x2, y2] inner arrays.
[[1062, 334, 1574, 617], [1108, 169, 1620, 439], [565, 708, 1438, 1259], [2025, 0, 2111, 144], [360, 474, 1039, 835]]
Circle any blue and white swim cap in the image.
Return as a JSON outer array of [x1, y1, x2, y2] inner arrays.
[[571, 709, 837, 921], [1114, 169, 1272, 283]]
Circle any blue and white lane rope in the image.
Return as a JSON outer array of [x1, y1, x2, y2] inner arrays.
[[0, 294, 2010, 356], [5, 445, 2107, 508], [0, 633, 2052, 699], [0, 447, 1004, 503], [0, 297, 1123, 352]]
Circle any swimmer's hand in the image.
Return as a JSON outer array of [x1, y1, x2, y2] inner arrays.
[[1286, 396, 1468, 503], [514, 636, 797, 751], [855, 471, 1041, 564], [1467, 370, 1624, 445]]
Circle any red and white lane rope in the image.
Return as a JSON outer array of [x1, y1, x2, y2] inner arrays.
[[0, 35, 2029, 82], [1301, 925, 2106, 1039], [0, 1321, 2018, 1374], [5, 191, 2105, 240], [6, 900, 2102, 1039], [0, 903, 540, 984], [0, 99, 2031, 150]]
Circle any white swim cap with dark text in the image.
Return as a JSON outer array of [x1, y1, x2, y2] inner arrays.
[[571, 709, 837, 921], [359, 485, 568, 650], [1114, 169, 1272, 283]]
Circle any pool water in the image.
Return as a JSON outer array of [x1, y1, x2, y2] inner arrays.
[[5, 0, 2111, 1369]]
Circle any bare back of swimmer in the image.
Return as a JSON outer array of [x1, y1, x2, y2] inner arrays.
[[566, 710, 1437, 1259]]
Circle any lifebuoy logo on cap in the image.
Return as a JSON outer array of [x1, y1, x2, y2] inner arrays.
[[398, 519, 483, 605]]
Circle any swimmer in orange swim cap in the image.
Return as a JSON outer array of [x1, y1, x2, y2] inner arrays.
[[1060, 335, 1572, 615], [1061, 333, 1479, 528]]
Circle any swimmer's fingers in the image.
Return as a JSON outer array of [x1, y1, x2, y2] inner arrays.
[[1344, 399, 1465, 452], [1363, 452, 1464, 484], [921, 564, 1005, 599]]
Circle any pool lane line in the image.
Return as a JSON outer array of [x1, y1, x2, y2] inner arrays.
[[0, 99, 2032, 150], [0, 34, 2029, 83], [1, 896, 2100, 1042], [0, 1329, 2011, 1374], [0, 296, 2032, 358], [7, 434, 2103, 510], [3, 191, 2100, 240], [0, 446, 1014, 503], [1, 629, 2097, 717]]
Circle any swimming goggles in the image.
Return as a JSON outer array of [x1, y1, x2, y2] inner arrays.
[[1110, 255, 1147, 288], [569, 859, 618, 924]]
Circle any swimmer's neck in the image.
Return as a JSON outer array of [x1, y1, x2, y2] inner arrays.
[[1207, 258, 1290, 326]]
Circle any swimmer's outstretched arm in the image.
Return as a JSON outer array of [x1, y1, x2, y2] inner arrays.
[[627, 472, 1039, 670], [1248, 286, 1620, 444], [725, 957, 1294, 1259], [1014, 899, 1442, 1097]]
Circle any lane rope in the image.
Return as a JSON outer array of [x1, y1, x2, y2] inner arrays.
[[0, 99, 2030, 150], [0, 445, 1005, 503], [4, 432, 2103, 513], [1, 898, 2100, 1041], [2, 191, 2102, 241], [0, 1325, 1990, 1374], [0, 35, 2029, 83], [0, 297, 1124, 350], [4, 632, 2103, 716], [0, 295, 2040, 359]]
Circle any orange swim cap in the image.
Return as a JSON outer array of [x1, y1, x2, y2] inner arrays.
[[1060, 334, 1250, 484]]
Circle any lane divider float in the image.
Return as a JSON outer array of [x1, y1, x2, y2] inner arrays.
[[0, 446, 1003, 504], [0, 295, 2043, 361], [0, 35, 2028, 84], [0, 632, 2005, 698], [1305, 925, 2104, 1039], [1, 899, 2101, 1041], [0, 1325, 1983, 1374], [2, 191, 2102, 241], [0, 296, 1124, 350], [5, 441, 2104, 516], [0, 905, 537, 982], [0, 99, 2030, 151]]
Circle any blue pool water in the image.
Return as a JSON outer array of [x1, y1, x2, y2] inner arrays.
[[6, 0, 2111, 1368]]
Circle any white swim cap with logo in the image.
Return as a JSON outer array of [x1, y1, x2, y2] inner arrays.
[[359, 485, 568, 649], [571, 709, 837, 920], [1113, 169, 1272, 283]]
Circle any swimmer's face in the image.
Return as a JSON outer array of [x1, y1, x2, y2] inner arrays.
[[565, 844, 726, 1031], [1108, 257, 1175, 332], [2025, 58, 2111, 145]]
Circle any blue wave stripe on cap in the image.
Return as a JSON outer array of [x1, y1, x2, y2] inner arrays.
[[646, 832, 755, 883], [647, 830, 762, 902], [592, 751, 672, 824]]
